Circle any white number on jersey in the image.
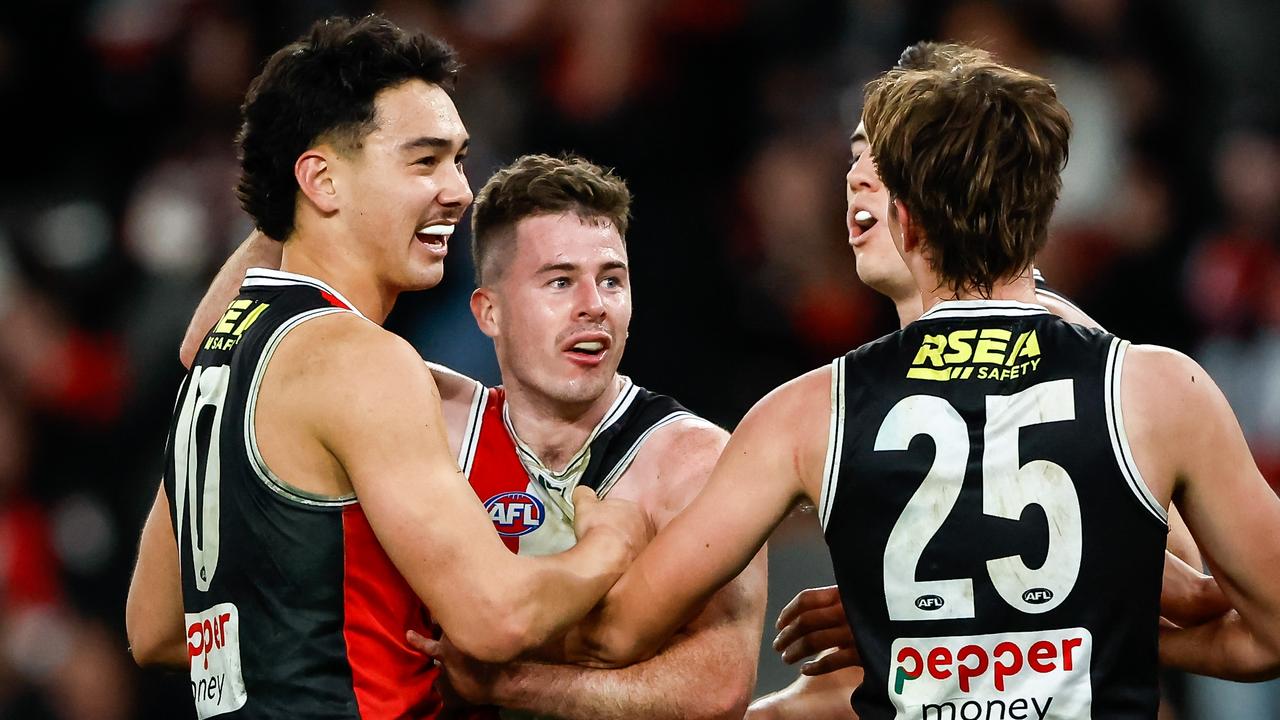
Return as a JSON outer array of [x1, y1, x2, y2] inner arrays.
[[172, 365, 231, 592], [877, 379, 1081, 620]]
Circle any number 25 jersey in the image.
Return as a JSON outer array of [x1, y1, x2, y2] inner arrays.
[[819, 299, 1168, 720]]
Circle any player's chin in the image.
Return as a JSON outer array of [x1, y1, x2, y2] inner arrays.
[[402, 261, 445, 291]]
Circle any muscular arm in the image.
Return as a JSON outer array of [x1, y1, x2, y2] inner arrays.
[[569, 369, 829, 666], [180, 231, 282, 368], [284, 316, 646, 663], [469, 424, 767, 719], [1124, 346, 1280, 679], [125, 488, 188, 668]]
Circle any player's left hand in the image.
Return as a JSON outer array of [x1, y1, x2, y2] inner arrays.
[[407, 629, 502, 706], [772, 585, 863, 675]]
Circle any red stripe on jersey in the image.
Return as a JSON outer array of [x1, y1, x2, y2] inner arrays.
[[342, 505, 442, 718], [467, 388, 534, 553], [320, 290, 350, 310]]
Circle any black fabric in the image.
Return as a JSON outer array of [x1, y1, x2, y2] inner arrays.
[[826, 306, 1166, 720], [162, 280, 358, 719], [579, 386, 690, 493]]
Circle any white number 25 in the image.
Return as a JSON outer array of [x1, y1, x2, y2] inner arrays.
[[876, 379, 1081, 620]]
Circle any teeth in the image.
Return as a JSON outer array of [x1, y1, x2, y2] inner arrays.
[[572, 341, 604, 352], [417, 224, 454, 237]]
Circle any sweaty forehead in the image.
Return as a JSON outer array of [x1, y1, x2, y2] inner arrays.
[[369, 80, 467, 146], [511, 213, 628, 270]]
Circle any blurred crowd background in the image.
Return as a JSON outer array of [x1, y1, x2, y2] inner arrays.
[[0, 0, 1277, 718]]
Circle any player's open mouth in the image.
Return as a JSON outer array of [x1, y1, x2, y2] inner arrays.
[[562, 334, 611, 366], [416, 224, 453, 255], [849, 209, 879, 245]]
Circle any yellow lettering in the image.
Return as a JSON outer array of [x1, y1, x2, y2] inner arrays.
[[974, 328, 1011, 364], [1016, 329, 1040, 361], [943, 329, 977, 364], [214, 299, 253, 335], [911, 335, 948, 368], [232, 302, 269, 337], [906, 367, 952, 381]]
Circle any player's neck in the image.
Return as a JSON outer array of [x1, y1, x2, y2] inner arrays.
[[502, 374, 626, 473], [892, 294, 925, 328], [279, 233, 398, 324], [916, 272, 1038, 315]]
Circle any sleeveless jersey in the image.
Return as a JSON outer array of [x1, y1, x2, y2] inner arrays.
[[451, 377, 693, 720], [457, 377, 694, 556], [162, 268, 440, 719], [818, 299, 1167, 720]]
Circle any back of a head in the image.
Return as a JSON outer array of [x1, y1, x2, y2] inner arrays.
[[862, 60, 1072, 296], [236, 15, 460, 241], [896, 40, 993, 72], [470, 154, 632, 285]]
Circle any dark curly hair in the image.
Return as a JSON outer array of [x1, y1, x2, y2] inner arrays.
[[470, 154, 632, 285], [235, 15, 461, 241]]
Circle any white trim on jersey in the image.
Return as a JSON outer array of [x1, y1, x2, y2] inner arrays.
[[1104, 338, 1168, 525], [503, 376, 640, 487], [456, 376, 486, 477], [244, 307, 358, 508], [818, 356, 848, 530], [593, 410, 698, 498], [242, 268, 367, 320], [919, 299, 1050, 321]]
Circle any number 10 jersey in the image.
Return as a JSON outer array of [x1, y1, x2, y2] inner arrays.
[[161, 269, 440, 719], [819, 299, 1167, 720]]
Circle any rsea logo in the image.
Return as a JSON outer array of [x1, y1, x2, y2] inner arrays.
[[907, 328, 1042, 382], [484, 491, 545, 537]]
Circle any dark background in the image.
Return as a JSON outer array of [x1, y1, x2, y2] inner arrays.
[[0, 1, 1277, 717]]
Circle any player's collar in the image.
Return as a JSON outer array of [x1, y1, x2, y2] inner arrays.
[[241, 268, 366, 320], [501, 376, 638, 488], [919, 299, 1050, 321]]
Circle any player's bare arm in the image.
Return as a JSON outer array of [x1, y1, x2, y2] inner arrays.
[[568, 368, 829, 666], [1123, 345, 1280, 680], [125, 489, 189, 667], [416, 420, 767, 719], [180, 230, 282, 369], [271, 313, 652, 663]]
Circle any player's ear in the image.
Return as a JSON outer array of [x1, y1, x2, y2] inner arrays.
[[295, 146, 340, 215], [470, 287, 500, 338], [891, 198, 920, 254]]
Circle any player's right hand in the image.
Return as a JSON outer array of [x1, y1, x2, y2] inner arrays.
[[773, 585, 863, 675], [571, 486, 654, 566]]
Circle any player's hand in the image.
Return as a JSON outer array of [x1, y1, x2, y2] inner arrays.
[[1159, 550, 1231, 628], [407, 629, 501, 706], [773, 585, 862, 675], [571, 486, 654, 565]]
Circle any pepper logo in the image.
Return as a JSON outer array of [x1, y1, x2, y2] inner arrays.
[[484, 491, 545, 537], [907, 328, 1042, 382]]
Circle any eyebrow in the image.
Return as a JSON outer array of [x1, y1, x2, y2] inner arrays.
[[400, 136, 471, 152], [849, 129, 867, 144], [535, 260, 629, 274]]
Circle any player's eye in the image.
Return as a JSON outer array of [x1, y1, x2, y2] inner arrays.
[[415, 156, 439, 168], [549, 277, 570, 289]]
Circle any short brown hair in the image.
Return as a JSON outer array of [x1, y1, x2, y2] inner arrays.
[[896, 40, 992, 72], [862, 61, 1072, 295], [470, 154, 632, 284]]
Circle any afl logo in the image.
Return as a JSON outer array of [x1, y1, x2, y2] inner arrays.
[[1023, 588, 1054, 605], [484, 492, 545, 537], [915, 594, 945, 611]]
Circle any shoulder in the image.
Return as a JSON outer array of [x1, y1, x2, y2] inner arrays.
[[427, 361, 485, 415], [1121, 344, 1228, 444], [272, 313, 439, 408]]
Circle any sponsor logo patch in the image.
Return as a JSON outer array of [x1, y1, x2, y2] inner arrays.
[[907, 328, 1042, 382], [186, 602, 248, 718], [889, 628, 1092, 720], [484, 491, 545, 537]]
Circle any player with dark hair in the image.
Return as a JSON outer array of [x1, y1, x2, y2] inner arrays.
[[125, 17, 649, 719], [174, 152, 766, 719], [565, 56, 1280, 720]]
